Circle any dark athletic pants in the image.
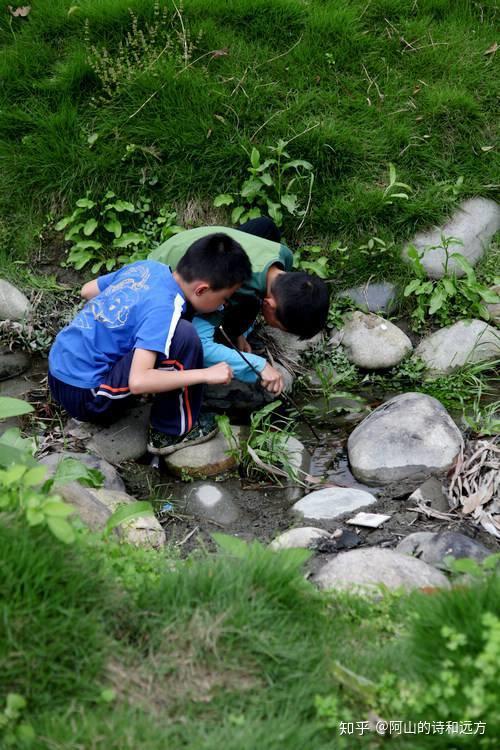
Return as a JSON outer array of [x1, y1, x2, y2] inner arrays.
[[49, 217, 281, 436], [49, 319, 203, 436]]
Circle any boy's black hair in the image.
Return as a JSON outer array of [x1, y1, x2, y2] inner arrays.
[[272, 272, 329, 339], [177, 233, 251, 290]]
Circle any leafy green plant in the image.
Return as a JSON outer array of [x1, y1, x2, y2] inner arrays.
[[214, 138, 314, 227], [217, 402, 300, 484], [55, 192, 183, 272], [0, 397, 103, 543], [463, 396, 500, 436], [404, 234, 500, 330], [376, 610, 500, 744], [381, 162, 412, 205], [0, 694, 35, 747]]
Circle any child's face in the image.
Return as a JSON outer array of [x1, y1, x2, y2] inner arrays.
[[192, 283, 241, 314]]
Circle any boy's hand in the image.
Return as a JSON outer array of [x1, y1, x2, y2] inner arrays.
[[236, 334, 252, 353], [204, 362, 233, 385], [260, 363, 284, 395]]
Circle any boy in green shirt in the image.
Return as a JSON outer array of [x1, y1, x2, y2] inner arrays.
[[149, 217, 329, 394]]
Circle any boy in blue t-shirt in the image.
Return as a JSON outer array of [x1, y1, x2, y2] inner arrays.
[[48, 233, 252, 456]]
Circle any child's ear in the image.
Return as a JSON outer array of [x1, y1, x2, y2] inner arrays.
[[193, 282, 210, 297], [263, 295, 277, 311]]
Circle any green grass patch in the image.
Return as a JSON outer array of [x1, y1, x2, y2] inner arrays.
[[0, 0, 498, 282]]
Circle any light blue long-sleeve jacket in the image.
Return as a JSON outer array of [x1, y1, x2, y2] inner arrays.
[[192, 316, 266, 383]]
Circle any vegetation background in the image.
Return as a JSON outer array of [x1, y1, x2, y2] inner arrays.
[[0, 1, 499, 748], [0, 0, 498, 281]]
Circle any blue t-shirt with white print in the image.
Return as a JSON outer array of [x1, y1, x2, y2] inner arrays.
[[49, 260, 186, 388]]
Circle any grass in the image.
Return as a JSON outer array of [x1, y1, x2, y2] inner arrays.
[[0, 0, 498, 281], [2, 515, 500, 748]]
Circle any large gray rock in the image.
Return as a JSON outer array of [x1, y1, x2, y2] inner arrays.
[[347, 393, 463, 487], [66, 403, 151, 465], [314, 547, 450, 593], [0, 350, 30, 381], [292, 487, 376, 521], [0, 280, 31, 321], [181, 482, 240, 525], [339, 282, 398, 314], [396, 531, 491, 569], [39, 451, 126, 491], [402, 198, 500, 278], [415, 320, 500, 375], [339, 312, 412, 369]]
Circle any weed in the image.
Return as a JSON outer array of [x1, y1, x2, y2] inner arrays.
[[217, 402, 300, 484], [404, 234, 500, 330], [214, 137, 314, 228], [85, 1, 202, 106], [0, 693, 35, 747], [381, 162, 412, 206], [463, 395, 500, 437], [55, 192, 183, 272]]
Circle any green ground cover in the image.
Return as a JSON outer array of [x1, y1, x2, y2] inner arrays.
[[0, 0, 498, 282], [2, 515, 500, 749]]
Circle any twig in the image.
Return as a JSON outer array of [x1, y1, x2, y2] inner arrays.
[[297, 172, 314, 231], [255, 35, 303, 69], [176, 525, 199, 546], [250, 108, 288, 142]]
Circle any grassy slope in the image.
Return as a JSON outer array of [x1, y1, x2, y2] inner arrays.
[[2, 519, 499, 749], [0, 0, 498, 278]]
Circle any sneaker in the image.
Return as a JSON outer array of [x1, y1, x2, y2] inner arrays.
[[147, 413, 219, 456]]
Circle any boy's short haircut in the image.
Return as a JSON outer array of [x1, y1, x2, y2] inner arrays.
[[272, 272, 329, 339], [177, 233, 251, 290]]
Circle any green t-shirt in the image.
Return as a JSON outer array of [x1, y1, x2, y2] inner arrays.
[[149, 226, 293, 300]]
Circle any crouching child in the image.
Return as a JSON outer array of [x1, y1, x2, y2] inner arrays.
[[48, 233, 252, 456]]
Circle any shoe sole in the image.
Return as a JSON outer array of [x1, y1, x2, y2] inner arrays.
[[147, 425, 219, 457]]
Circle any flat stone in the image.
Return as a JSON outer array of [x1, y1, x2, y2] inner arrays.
[[39, 451, 126, 492], [408, 477, 449, 514], [0, 279, 31, 321], [396, 531, 491, 569], [339, 282, 398, 314], [415, 320, 500, 375], [347, 393, 463, 487], [314, 547, 450, 593], [340, 311, 412, 369], [292, 487, 376, 521], [270, 526, 329, 550], [346, 512, 390, 528], [67, 403, 151, 465], [164, 426, 243, 479], [402, 198, 500, 278], [0, 374, 36, 398], [182, 482, 240, 525], [0, 350, 31, 381], [88, 488, 165, 548]]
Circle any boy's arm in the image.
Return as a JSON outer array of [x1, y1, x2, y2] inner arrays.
[[193, 317, 284, 393], [128, 348, 233, 394], [193, 316, 265, 383], [80, 280, 100, 300]]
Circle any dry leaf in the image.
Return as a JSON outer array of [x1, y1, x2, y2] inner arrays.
[[481, 146, 495, 152], [484, 42, 498, 55], [7, 5, 31, 16], [211, 48, 229, 58]]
